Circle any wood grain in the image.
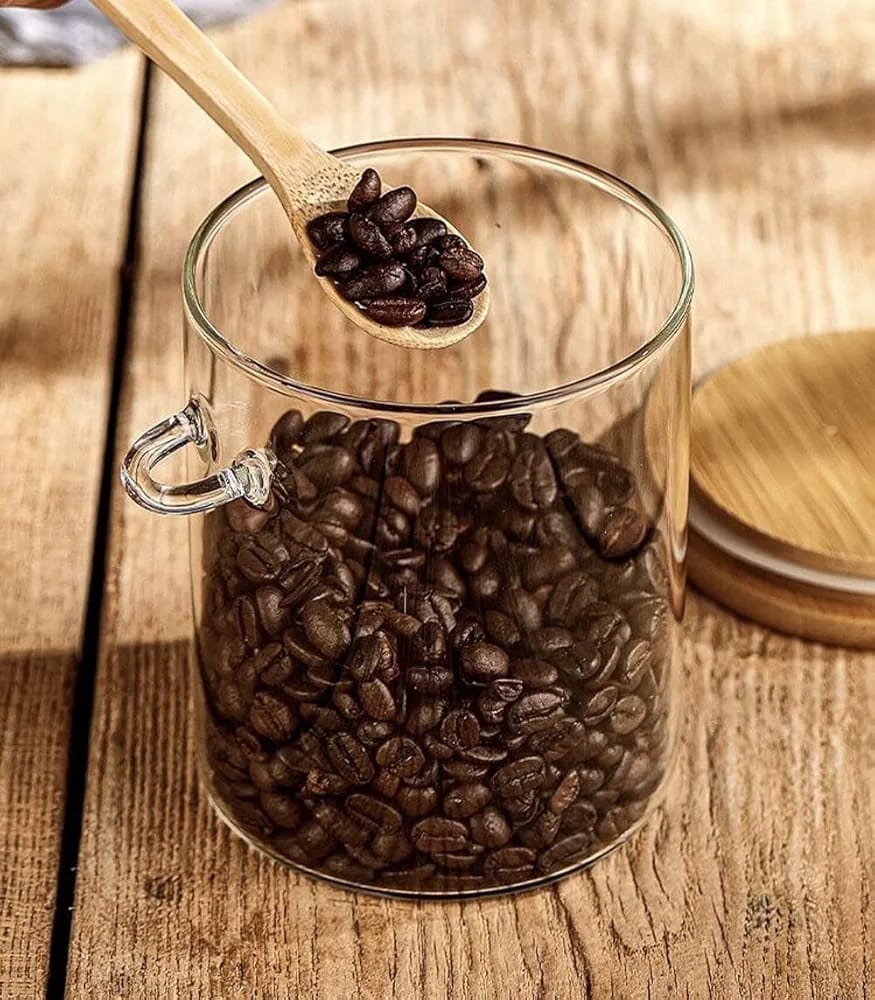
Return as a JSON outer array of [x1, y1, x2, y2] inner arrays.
[[691, 329, 875, 578], [0, 53, 143, 998], [66, 1, 875, 997]]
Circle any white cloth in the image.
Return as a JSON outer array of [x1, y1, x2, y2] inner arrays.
[[0, 0, 276, 66]]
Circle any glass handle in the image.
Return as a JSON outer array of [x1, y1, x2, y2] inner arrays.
[[120, 399, 274, 515]]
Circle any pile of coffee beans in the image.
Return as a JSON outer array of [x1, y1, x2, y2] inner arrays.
[[197, 403, 672, 894], [306, 169, 487, 328]]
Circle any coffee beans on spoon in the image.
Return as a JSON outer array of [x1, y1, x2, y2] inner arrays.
[[198, 403, 672, 894], [305, 168, 487, 328]]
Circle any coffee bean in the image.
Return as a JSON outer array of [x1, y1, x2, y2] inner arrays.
[[347, 168, 381, 213], [417, 266, 448, 302], [248, 692, 297, 742], [403, 437, 441, 494], [341, 262, 407, 302], [359, 679, 396, 720], [404, 696, 447, 736], [375, 737, 425, 777], [440, 245, 483, 282], [396, 785, 438, 818], [537, 833, 590, 873], [444, 783, 492, 820], [582, 685, 618, 725], [609, 694, 647, 734], [348, 214, 392, 260], [598, 506, 648, 558], [512, 658, 558, 689], [549, 769, 581, 814], [510, 445, 557, 510], [307, 212, 348, 250], [327, 733, 374, 785], [410, 217, 447, 245], [364, 296, 428, 327], [438, 709, 480, 750], [411, 817, 468, 853], [368, 186, 417, 226], [461, 643, 509, 684], [506, 692, 564, 736], [345, 793, 403, 833], [426, 298, 474, 327], [315, 244, 362, 277], [491, 756, 546, 798], [260, 791, 304, 830], [548, 571, 598, 628], [483, 847, 536, 883], [302, 599, 350, 660]]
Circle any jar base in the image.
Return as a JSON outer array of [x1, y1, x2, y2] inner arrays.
[[202, 775, 667, 901]]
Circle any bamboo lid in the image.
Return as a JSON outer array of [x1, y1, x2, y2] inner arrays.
[[688, 330, 875, 648]]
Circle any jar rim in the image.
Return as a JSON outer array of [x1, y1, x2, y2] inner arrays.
[[183, 137, 694, 415]]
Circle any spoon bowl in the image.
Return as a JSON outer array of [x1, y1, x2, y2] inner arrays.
[[92, 0, 489, 349]]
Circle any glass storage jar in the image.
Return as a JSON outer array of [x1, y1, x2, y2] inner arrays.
[[122, 139, 693, 897]]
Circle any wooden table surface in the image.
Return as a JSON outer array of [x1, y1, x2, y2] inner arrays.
[[2, 1, 873, 997]]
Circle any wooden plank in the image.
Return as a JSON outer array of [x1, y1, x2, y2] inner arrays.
[[0, 52, 143, 998], [67, 1, 874, 996]]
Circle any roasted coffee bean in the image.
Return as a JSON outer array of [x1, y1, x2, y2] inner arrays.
[[302, 599, 350, 659], [467, 806, 511, 848], [548, 571, 599, 628], [260, 791, 304, 830], [248, 692, 297, 742], [461, 643, 509, 684], [364, 296, 428, 327], [491, 756, 546, 798], [441, 423, 482, 465], [510, 445, 557, 510], [407, 665, 454, 695], [341, 262, 406, 302], [404, 696, 448, 736], [443, 783, 492, 820], [440, 709, 481, 749], [345, 793, 403, 833], [426, 297, 474, 327], [507, 692, 563, 736], [512, 658, 558, 689], [326, 733, 374, 785], [484, 610, 521, 648], [299, 445, 356, 490], [440, 245, 484, 282], [396, 784, 438, 818], [549, 769, 581, 814], [403, 437, 441, 494], [417, 266, 448, 302], [609, 694, 647, 734], [617, 638, 653, 689], [303, 769, 349, 796], [411, 817, 468, 853], [464, 443, 511, 492], [375, 737, 425, 777], [409, 217, 447, 246], [483, 847, 536, 882], [359, 679, 396, 720], [537, 833, 590, 873], [368, 186, 417, 226], [582, 685, 618, 725], [499, 587, 542, 631], [348, 213, 393, 259], [598, 506, 648, 558], [315, 244, 362, 277], [347, 168, 381, 212], [306, 212, 348, 250]]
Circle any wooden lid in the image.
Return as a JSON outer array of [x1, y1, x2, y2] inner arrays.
[[688, 330, 875, 647], [691, 329, 875, 579]]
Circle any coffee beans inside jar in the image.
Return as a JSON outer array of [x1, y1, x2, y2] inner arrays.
[[197, 402, 673, 893], [306, 169, 487, 329]]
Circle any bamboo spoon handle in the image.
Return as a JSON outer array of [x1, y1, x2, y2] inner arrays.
[[91, 0, 321, 212]]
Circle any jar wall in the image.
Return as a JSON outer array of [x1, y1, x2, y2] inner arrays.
[[183, 142, 691, 896]]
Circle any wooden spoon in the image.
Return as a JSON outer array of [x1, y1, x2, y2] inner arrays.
[[92, 0, 489, 350]]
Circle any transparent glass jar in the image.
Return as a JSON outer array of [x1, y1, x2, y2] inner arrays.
[[122, 139, 693, 897]]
